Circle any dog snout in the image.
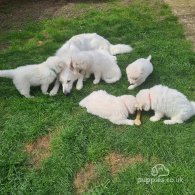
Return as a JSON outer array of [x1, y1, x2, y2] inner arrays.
[[63, 91, 69, 96]]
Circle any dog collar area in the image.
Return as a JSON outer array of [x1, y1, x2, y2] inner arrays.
[[50, 68, 58, 75]]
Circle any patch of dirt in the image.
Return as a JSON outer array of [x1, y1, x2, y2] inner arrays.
[[164, 0, 195, 49], [25, 133, 51, 168], [73, 163, 97, 195], [104, 152, 144, 175], [73, 152, 144, 194], [0, 0, 68, 32]]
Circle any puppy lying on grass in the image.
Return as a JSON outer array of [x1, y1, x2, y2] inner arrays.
[[79, 90, 136, 125], [136, 84, 195, 125], [126, 55, 153, 90], [0, 56, 65, 98], [68, 50, 121, 85]]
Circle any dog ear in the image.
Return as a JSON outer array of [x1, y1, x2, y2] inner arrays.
[[67, 58, 74, 71]]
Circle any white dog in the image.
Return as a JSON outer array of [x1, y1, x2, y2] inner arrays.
[[0, 56, 65, 98], [68, 50, 121, 84], [55, 33, 133, 57], [136, 85, 195, 125], [126, 55, 153, 90], [49, 66, 85, 96], [50, 33, 132, 95], [79, 90, 136, 125]]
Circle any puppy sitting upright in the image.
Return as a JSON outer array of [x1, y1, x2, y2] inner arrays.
[[126, 55, 153, 90], [0, 56, 65, 98]]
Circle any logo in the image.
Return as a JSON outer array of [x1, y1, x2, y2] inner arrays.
[[151, 164, 169, 177], [137, 164, 183, 184]]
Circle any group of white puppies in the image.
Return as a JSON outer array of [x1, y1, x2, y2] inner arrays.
[[0, 33, 194, 125]]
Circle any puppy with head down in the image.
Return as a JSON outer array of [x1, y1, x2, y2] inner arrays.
[[49, 66, 85, 96], [126, 55, 153, 90], [79, 90, 136, 125], [68, 50, 121, 85], [136, 85, 195, 125]]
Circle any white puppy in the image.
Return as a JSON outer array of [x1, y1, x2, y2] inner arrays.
[[79, 90, 136, 125], [136, 85, 195, 125], [69, 50, 121, 84], [0, 56, 65, 98], [55, 33, 133, 57], [126, 55, 153, 90], [49, 67, 85, 96]]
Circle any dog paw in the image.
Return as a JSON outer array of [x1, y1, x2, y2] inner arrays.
[[93, 80, 99, 84], [150, 116, 159, 122], [49, 90, 57, 96], [76, 84, 83, 90], [128, 85, 136, 90], [129, 120, 134, 126], [163, 120, 175, 125]]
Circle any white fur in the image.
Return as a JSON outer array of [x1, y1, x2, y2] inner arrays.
[[68, 50, 121, 84], [55, 33, 133, 57], [50, 33, 132, 95], [136, 85, 195, 125], [126, 55, 153, 90], [0, 56, 65, 98], [49, 67, 85, 96], [79, 90, 136, 125]]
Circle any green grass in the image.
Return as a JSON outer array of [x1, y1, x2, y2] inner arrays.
[[0, 0, 195, 194]]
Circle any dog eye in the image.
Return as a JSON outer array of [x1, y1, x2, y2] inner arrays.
[[78, 70, 82, 73], [67, 80, 71, 83]]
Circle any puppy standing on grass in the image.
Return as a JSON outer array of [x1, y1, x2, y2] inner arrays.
[[126, 55, 153, 90], [136, 85, 195, 125], [49, 66, 85, 96], [68, 50, 121, 85], [79, 90, 136, 125], [0, 56, 65, 98]]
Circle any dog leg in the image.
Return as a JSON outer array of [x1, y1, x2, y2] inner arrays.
[[150, 112, 164, 122], [128, 84, 138, 90], [111, 119, 134, 126], [128, 79, 144, 90], [85, 71, 91, 79], [15, 82, 33, 98], [49, 78, 60, 96], [164, 116, 183, 125], [76, 74, 84, 90], [93, 72, 101, 84], [41, 84, 49, 95]]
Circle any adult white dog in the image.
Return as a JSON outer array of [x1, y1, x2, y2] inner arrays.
[[55, 33, 133, 57], [126, 55, 153, 90], [79, 90, 136, 125], [136, 85, 195, 125], [50, 33, 132, 96], [0, 56, 65, 98], [68, 50, 121, 84]]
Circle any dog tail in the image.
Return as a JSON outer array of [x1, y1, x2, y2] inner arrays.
[[147, 55, 152, 61], [110, 44, 133, 55], [0, 70, 14, 79], [191, 101, 195, 115]]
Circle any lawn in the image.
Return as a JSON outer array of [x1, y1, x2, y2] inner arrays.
[[0, 0, 195, 194]]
